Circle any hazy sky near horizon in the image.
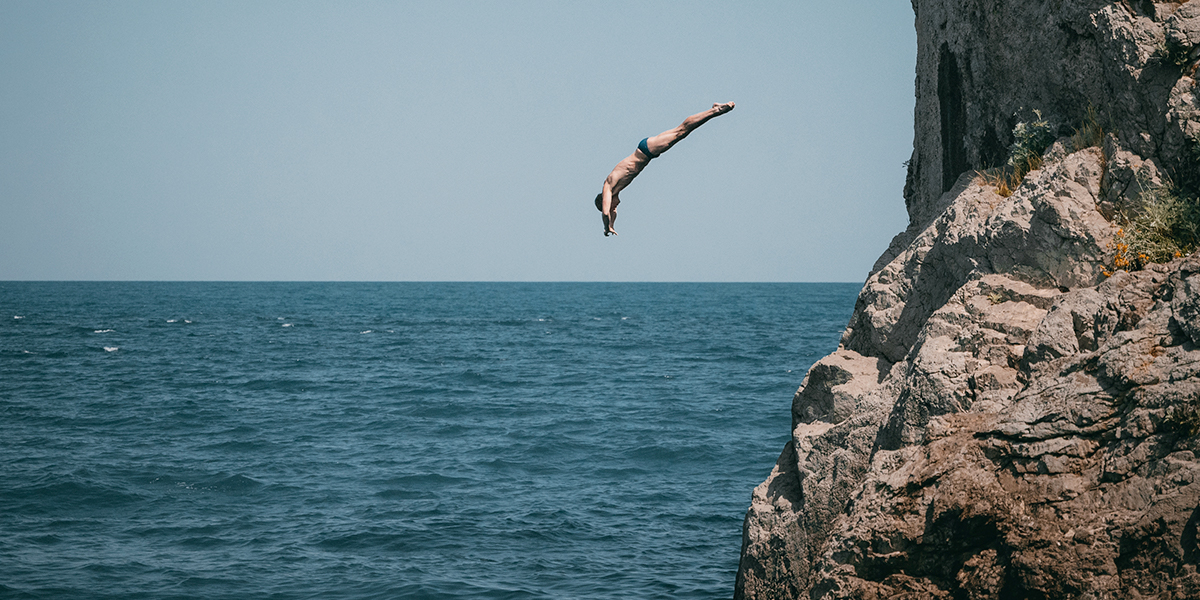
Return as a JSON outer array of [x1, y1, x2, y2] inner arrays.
[[1, 1, 917, 282]]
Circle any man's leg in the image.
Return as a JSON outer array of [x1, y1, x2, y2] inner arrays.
[[644, 102, 734, 156]]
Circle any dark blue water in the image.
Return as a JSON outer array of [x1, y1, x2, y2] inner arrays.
[[0, 282, 857, 600]]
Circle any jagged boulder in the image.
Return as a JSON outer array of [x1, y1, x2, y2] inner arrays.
[[737, 349, 895, 599], [740, 230, 1200, 597], [844, 147, 1114, 366], [806, 258, 1200, 599]]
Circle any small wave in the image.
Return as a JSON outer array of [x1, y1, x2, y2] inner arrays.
[[281, 323, 293, 328], [158, 473, 264, 494], [315, 530, 417, 551], [93, 329, 114, 333], [361, 330, 373, 334], [6, 478, 144, 509], [200, 474, 263, 492], [382, 473, 472, 489], [166, 319, 176, 323], [201, 439, 269, 452], [376, 489, 436, 500], [624, 443, 698, 463], [241, 378, 311, 392], [103, 347, 118, 352], [177, 537, 226, 550], [594, 465, 651, 478]]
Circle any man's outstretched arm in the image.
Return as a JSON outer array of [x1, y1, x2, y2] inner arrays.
[[601, 181, 618, 236]]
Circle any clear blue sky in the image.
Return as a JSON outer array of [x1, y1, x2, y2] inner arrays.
[[0, 1, 916, 282]]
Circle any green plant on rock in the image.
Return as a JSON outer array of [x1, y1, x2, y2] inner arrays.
[[979, 110, 1057, 197], [1158, 38, 1194, 69], [1165, 402, 1200, 437], [1008, 109, 1055, 174]]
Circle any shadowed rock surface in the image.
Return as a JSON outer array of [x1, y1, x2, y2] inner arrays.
[[736, 1, 1200, 598]]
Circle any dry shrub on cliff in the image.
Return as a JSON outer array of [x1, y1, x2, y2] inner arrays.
[[1104, 132, 1200, 275], [976, 167, 1020, 197], [1108, 183, 1200, 273]]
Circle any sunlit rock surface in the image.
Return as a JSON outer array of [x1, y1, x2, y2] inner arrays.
[[736, 1, 1200, 597]]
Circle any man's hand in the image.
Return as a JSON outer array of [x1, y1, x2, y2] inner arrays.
[[602, 213, 617, 237]]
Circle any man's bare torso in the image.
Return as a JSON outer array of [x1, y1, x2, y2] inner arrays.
[[605, 151, 652, 199]]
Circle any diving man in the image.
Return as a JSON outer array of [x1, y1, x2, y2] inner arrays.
[[596, 102, 735, 236]]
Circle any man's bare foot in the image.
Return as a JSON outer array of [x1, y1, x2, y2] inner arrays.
[[713, 102, 735, 114]]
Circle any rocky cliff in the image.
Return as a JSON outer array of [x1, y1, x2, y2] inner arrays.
[[735, 1, 1200, 598]]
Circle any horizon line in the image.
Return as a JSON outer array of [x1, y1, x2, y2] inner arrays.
[[1, 279, 865, 284]]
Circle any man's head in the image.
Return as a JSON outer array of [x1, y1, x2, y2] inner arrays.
[[595, 193, 603, 212]]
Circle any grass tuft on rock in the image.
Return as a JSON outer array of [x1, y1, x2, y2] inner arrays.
[[1106, 182, 1200, 275], [1070, 106, 1103, 151], [978, 110, 1057, 197]]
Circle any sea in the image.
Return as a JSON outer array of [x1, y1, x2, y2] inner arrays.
[[0, 282, 859, 600]]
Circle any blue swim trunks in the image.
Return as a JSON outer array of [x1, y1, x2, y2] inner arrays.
[[638, 137, 660, 159]]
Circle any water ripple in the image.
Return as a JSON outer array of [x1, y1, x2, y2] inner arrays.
[[0, 281, 856, 599]]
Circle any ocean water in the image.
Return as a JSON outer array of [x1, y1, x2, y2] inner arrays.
[[0, 282, 858, 600]]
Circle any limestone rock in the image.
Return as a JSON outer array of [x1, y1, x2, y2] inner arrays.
[[904, 0, 1199, 230], [1166, 2, 1200, 53], [842, 148, 1115, 365], [740, 245, 1200, 597], [736, 2, 1200, 595], [803, 257, 1200, 598], [737, 349, 894, 600], [1098, 135, 1165, 220]]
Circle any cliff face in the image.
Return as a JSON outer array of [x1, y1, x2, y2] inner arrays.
[[736, 2, 1200, 598], [903, 0, 1199, 229]]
